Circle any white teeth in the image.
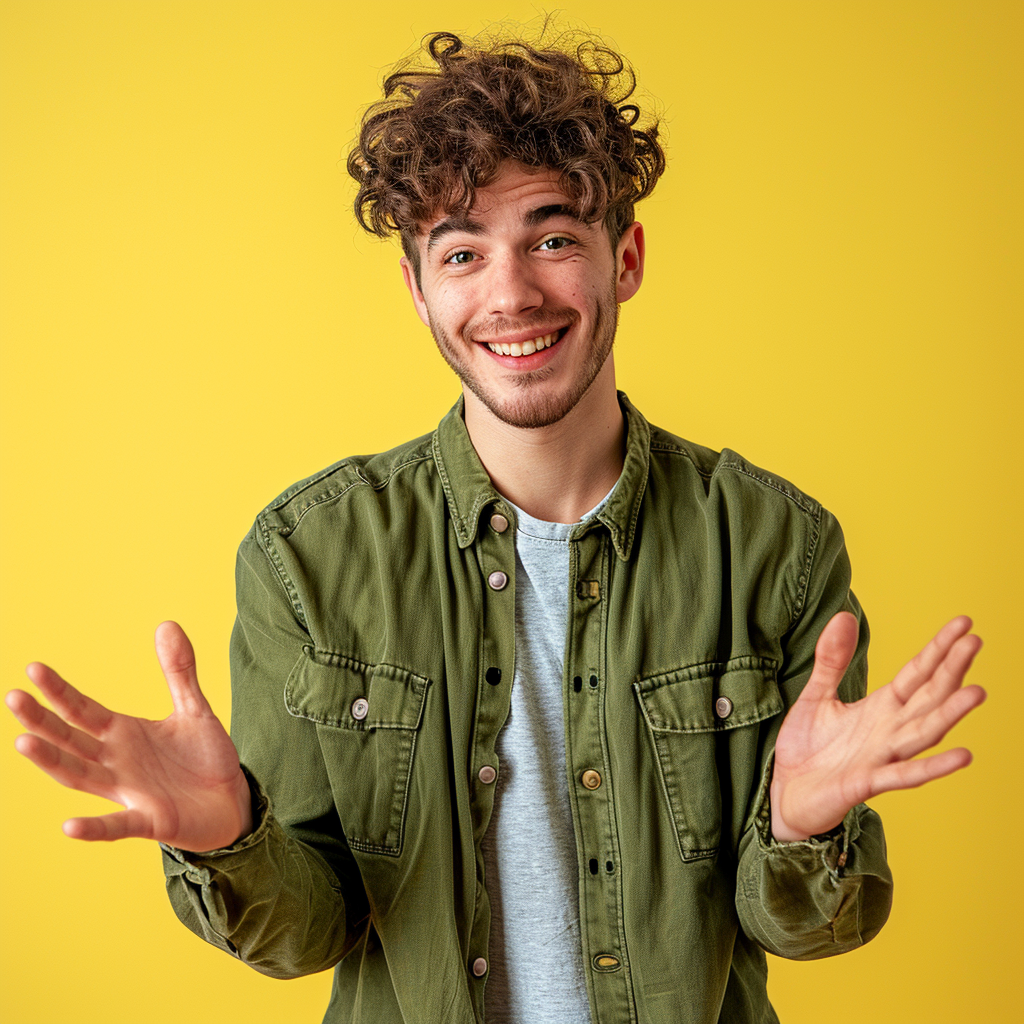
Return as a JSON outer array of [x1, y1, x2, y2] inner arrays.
[[486, 331, 559, 356]]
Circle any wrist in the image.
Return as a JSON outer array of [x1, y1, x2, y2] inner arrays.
[[230, 767, 255, 844], [769, 774, 843, 842]]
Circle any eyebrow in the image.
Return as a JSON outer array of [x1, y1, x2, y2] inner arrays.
[[426, 215, 484, 253], [522, 203, 587, 228], [425, 204, 588, 253]]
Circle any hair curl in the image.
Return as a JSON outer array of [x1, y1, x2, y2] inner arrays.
[[347, 28, 666, 279]]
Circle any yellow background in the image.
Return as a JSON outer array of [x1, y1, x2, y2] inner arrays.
[[1, 2, 1020, 1022]]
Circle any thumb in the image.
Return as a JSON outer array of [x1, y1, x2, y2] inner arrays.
[[801, 611, 859, 701], [155, 621, 210, 716]]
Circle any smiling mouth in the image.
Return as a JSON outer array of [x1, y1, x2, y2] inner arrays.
[[480, 329, 565, 357]]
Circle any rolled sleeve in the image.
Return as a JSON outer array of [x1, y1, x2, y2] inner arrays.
[[736, 507, 894, 959], [736, 764, 893, 959]]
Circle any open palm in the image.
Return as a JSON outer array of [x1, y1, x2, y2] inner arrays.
[[6, 621, 251, 852], [770, 612, 986, 841]]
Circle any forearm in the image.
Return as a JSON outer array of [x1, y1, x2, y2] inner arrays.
[[735, 788, 893, 960], [161, 768, 360, 979]]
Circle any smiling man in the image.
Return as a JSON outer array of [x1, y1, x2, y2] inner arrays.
[[6, 28, 986, 1024]]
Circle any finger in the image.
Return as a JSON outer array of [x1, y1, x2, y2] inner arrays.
[[24, 662, 114, 737], [64, 808, 152, 842], [890, 615, 974, 704], [800, 611, 859, 701], [894, 683, 987, 761], [904, 632, 983, 717], [867, 746, 973, 797], [13, 732, 115, 796], [5, 689, 103, 760], [155, 621, 211, 717]]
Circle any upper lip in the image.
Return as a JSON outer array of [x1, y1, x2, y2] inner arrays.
[[473, 324, 568, 347]]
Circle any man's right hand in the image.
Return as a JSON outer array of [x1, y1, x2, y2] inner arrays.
[[5, 621, 252, 853]]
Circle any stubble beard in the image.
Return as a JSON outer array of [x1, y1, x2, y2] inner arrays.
[[427, 282, 619, 430]]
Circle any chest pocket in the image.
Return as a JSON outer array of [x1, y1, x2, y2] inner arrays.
[[286, 647, 430, 856], [634, 657, 782, 861]]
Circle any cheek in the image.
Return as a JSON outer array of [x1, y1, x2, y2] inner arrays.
[[426, 287, 474, 334]]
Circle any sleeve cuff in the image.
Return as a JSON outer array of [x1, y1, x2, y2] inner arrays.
[[752, 756, 861, 887], [160, 763, 273, 869]]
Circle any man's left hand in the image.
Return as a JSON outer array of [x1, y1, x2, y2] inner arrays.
[[770, 612, 986, 842]]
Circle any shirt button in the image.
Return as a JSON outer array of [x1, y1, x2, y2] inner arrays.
[[593, 953, 621, 971], [478, 765, 497, 785], [715, 696, 733, 719], [351, 697, 369, 721], [581, 769, 602, 790], [471, 957, 488, 977], [489, 512, 509, 533], [487, 571, 508, 591]]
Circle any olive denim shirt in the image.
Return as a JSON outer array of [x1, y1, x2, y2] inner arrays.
[[161, 394, 893, 1024]]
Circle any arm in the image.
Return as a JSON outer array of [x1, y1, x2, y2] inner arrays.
[[737, 510, 985, 959], [161, 524, 368, 978], [5, 527, 365, 978]]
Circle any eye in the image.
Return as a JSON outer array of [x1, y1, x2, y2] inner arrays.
[[445, 250, 477, 265], [536, 235, 575, 252]]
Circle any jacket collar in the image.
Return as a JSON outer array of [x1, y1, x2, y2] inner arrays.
[[432, 391, 650, 561]]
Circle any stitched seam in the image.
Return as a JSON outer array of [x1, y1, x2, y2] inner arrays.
[[286, 478, 365, 533], [267, 460, 350, 511], [432, 430, 467, 545], [517, 533, 571, 546], [256, 517, 308, 630], [789, 504, 823, 630], [648, 441, 714, 481], [719, 461, 818, 516], [282, 454, 435, 535], [636, 655, 780, 688], [303, 648, 430, 685], [595, 536, 639, 1023]]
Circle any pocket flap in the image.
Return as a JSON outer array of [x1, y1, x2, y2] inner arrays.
[[285, 648, 430, 731], [635, 656, 781, 734]]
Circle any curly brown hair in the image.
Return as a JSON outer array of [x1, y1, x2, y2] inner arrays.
[[347, 28, 666, 281]]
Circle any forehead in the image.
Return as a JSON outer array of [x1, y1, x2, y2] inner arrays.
[[421, 163, 576, 235]]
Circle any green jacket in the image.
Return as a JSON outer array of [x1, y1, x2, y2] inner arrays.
[[162, 394, 892, 1023]]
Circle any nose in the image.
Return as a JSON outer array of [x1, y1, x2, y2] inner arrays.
[[487, 250, 544, 317]]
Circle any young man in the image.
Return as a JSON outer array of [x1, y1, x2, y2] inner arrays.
[[7, 30, 985, 1024]]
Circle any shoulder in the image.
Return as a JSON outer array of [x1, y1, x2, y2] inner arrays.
[[647, 421, 823, 524], [643, 419, 850, 633], [250, 429, 438, 538]]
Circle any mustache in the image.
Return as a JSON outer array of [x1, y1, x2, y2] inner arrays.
[[466, 307, 581, 339]]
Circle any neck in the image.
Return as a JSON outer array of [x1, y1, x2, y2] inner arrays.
[[463, 357, 625, 524]]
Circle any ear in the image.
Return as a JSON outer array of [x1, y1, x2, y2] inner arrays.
[[614, 221, 645, 303], [400, 256, 431, 328]]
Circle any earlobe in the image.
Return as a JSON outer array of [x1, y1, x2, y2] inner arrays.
[[615, 222, 646, 303], [400, 256, 431, 328]]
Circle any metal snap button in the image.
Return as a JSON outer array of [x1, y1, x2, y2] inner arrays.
[[471, 957, 488, 977], [581, 769, 602, 790], [351, 697, 369, 721], [489, 512, 509, 533], [478, 765, 497, 785], [487, 571, 508, 591], [715, 696, 733, 719]]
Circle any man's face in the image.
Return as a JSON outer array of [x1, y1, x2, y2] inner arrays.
[[401, 162, 644, 430]]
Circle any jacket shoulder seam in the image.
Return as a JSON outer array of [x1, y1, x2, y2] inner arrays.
[[261, 452, 436, 537], [717, 459, 819, 517], [648, 440, 714, 481], [790, 503, 825, 629]]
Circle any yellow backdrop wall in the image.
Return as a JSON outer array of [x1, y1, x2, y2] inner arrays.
[[2, 2, 1020, 1022]]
